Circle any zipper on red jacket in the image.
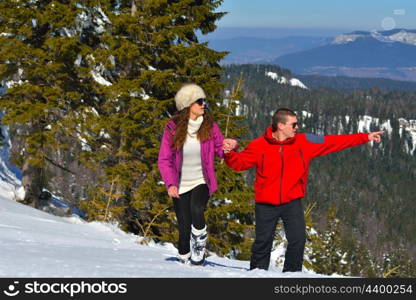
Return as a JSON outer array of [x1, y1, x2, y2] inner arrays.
[[280, 145, 284, 205], [299, 148, 306, 169]]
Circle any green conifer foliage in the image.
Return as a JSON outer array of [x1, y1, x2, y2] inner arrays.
[[303, 202, 325, 272], [61, 0, 252, 256], [0, 1, 102, 206], [206, 80, 254, 259], [305, 203, 350, 275], [318, 204, 349, 275], [119, 1, 255, 256], [0, 0, 259, 260]]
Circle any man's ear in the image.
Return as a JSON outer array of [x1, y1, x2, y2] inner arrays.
[[277, 122, 285, 130]]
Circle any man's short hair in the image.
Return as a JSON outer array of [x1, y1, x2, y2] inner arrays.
[[272, 108, 297, 132]]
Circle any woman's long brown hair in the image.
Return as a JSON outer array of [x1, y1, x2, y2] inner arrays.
[[171, 107, 214, 150]]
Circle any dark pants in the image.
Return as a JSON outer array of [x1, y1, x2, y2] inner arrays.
[[173, 184, 209, 255], [250, 198, 306, 272]]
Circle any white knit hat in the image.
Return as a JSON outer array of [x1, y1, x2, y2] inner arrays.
[[174, 83, 206, 111]]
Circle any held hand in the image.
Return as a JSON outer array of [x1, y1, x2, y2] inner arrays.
[[168, 186, 179, 198], [368, 131, 385, 143], [223, 138, 237, 154]]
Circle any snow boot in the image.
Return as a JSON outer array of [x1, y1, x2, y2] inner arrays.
[[190, 225, 207, 265], [176, 252, 191, 264]]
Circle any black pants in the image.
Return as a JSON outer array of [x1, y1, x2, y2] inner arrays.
[[250, 199, 306, 272], [173, 184, 209, 255]]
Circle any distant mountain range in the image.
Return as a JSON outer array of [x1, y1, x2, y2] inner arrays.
[[331, 29, 416, 46], [207, 36, 331, 64], [269, 29, 416, 81], [210, 29, 416, 82]]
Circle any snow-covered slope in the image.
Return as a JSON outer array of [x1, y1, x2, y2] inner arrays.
[[0, 112, 22, 200], [0, 184, 339, 278]]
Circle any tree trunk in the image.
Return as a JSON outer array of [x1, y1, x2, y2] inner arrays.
[[22, 155, 44, 208], [21, 122, 45, 208]]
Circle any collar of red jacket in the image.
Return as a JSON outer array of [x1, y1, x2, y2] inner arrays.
[[263, 126, 296, 145]]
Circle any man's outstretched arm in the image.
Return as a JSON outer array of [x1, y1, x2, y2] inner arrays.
[[303, 131, 384, 158]]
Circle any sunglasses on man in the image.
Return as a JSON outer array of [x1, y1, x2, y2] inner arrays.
[[283, 122, 299, 129]]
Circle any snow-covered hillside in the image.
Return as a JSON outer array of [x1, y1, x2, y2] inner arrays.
[[332, 29, 416, 46], [298, 112, 416, 156], [0, 182, 342, 278], [266, 71, 308, 89]]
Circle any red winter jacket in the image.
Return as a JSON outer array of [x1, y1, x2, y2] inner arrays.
[[225, 126, 370, 205]]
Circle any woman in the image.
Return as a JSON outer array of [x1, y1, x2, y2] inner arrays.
[[158, 83, 235, 265]]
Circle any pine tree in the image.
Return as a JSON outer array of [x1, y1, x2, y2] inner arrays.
[[303, 202, 325, 272], [65, 0, 254, 256], [0, 0, 256, 257], [305, 203, 350, 275], [319, 204, 349, 275], [0, 0, 106, 207]]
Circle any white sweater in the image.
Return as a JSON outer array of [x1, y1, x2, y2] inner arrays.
[[179, 116, 206, 195]]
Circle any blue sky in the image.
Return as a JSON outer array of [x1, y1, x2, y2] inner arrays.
[[217, 0, 415, 31]]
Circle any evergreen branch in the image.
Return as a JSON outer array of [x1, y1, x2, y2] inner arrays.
[[44, 156, 76, 175], [224, 72, 243, 138], [54, 121, 112, 152], [221, 72, 243, 164], [304, 202, 317, 218], [134, 205, 169, 245], [183, 37, 198, 46], [133, 218, 146, 240], [383, 265, 401, 278], [104, 176, 120, 221], [144, 205, 168, 238]]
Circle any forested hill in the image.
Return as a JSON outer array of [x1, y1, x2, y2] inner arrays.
[[222, 64, 416, 266], [296, 74, 416, 92]]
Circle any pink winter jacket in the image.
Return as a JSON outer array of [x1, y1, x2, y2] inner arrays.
[[157, 120, 225, 195]]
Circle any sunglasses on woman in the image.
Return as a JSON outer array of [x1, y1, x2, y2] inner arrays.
[[195, 98, 209, 110], [195, 98, 207, 105]]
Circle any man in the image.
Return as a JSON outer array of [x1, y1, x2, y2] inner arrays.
[[223, 108, 384, 272]]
